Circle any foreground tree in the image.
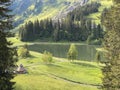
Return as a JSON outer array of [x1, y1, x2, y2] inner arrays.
[[67, 44, 78, 61], [102, 0, 120, 89], [0, 0, 18, 90]]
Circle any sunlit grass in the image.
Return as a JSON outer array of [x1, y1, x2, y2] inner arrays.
[[14, 75, 99, 90], [7, 37, 20, 43], [9, 36, 102, 90], [7, 37, 34, 46], [88, 0, 113, 24], [15, 0, 83, 26], [13, 50, 102, 90], [28, 5, 35, 11], [25, 4, 67, 22]]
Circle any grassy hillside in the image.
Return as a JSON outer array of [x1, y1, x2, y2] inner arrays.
[[13, 0, 113, 33], [13, 51, 102, 90], [13, 0, 83, 27], [88, 0, 113, 24], [8, 1, 113, 90], [8, 33, 103, 90]]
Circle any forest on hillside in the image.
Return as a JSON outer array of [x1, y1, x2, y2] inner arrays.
[[19, 2, 104, 45]]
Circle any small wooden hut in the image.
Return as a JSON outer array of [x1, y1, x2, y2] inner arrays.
[[16, 64, 27, 74]]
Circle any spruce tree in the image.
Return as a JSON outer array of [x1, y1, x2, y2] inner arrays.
[[102, 0, 120, 89], [0, 0, 18, 90]]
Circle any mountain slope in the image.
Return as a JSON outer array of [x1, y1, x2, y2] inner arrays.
[[11, 0, 88, 27], [11, 0, 113, 29], [87, 0, 113, 24]]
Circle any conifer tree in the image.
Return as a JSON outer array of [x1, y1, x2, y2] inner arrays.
[[102, 0, 120, 89], [0, 0, 18, 89]]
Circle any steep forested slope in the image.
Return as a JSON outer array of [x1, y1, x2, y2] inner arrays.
[[12, 0, 113, 44], [18, 2, 104, 44]]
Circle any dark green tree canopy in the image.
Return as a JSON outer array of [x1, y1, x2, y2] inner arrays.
[[0, 0, 18, 89], [0, 0, 13, 31], [113, 0, 120, 4], [19, 2, 104, 44]]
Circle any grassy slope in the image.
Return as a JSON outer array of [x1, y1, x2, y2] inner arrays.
[[13, 51, 102, 90], [11, 1, 113, 89], [17, 0, 80, 23], [7, 37, 34, 46], [7, 37, 102, 90], [88, 0, 113, 24], [26, 0, 113, 24], [14, 0, 79, 31], [15, 0, 113, 32]]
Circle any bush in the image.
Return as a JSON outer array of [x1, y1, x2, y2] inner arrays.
[[17, 44, 30, 58], [67, 44, 78, 61], [42, 51, 53, 64]]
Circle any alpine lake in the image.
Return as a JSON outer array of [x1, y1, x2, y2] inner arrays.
[[28, 43, 101, 61]]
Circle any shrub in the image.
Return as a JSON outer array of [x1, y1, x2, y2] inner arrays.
[[17, 44, 30, 58], [42, 51, 53, 64], [67, 44, 78, 61]]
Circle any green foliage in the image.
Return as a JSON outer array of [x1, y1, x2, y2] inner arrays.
[[68, 2, 101, 21], [0, 0, 18, 89], [101, 1, 120, 90], [87, 24, 104, 45], [0, 31, 18, 90], [17, 44, 30, 58], [42, 51, 53, 64], [67, 44, 78, 61], [113, 0, 120, 3], [19, 2, 104, 43]]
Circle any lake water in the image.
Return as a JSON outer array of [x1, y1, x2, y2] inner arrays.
[[28, 43, 99, 61]]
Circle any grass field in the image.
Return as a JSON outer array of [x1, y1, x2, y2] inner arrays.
[[13, 51, 102, 90]]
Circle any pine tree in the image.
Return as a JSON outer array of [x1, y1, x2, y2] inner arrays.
[[33, 19, 40, 35], [0, 0, 18, 89], [102, 0, 120, 89]]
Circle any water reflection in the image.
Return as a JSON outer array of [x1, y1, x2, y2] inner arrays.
[[28, 44, 98, 61]]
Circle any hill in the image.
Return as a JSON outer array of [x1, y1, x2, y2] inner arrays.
[[13, 51, 102, 90], [11, 0, 88, 27], [87, 0, 113, 24]]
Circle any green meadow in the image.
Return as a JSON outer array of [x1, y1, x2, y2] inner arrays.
[[7, 37, 103, 90], [8, 0, 111, 88], [13, 50, 103, 90]]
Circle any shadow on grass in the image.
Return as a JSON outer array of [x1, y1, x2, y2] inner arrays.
[[71, 62, 98, 68], [46, 63, 62, 68], [29, 55, 36, 58]]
